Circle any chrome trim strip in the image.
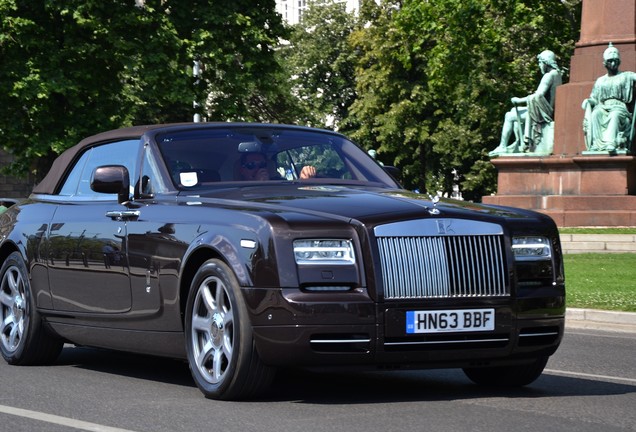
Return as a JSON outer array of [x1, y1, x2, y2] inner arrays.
[[310, 339, 371, 344], [519, 332, 559, 337]]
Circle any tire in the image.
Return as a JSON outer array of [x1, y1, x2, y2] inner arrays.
[[185, 259, 274, 400], [0, 251, 63, 365], [463, 356, 548, 387]]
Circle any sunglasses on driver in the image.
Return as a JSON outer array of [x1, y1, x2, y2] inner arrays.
[[242, 161, 268, 170]]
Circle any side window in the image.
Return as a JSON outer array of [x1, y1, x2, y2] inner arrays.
[[58, 139, 140, 198]]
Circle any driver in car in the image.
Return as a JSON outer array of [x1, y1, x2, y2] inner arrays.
[[239, 153, 316, 180]]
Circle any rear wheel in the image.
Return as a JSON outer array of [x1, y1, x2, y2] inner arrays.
[[463, 356, 548, 387], [0, 252, 63, 365], [185, 259, 274, 400]]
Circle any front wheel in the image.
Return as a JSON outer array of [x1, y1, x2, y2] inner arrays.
[[463, 356, 548, 387], [185, 259, 274, 400], [0, 251, 63, 365]]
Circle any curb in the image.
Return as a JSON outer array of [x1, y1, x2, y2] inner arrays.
[[560, 234, 636, 254], [566, 308, 636, 333]]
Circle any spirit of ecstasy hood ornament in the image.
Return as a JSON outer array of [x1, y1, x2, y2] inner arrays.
[[428, 194, 441, 215]]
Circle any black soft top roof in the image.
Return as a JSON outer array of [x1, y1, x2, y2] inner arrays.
[[32, 124, 170, 195]]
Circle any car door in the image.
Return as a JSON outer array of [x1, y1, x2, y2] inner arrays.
[[125, 142, 187, 321], [46, 139, 140, 314]]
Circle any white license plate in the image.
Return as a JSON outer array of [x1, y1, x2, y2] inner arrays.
[[406, 309, 495, 334]]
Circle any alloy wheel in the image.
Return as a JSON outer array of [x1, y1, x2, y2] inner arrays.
[[190, 275, 234, 384], [0, 265, 27, 353]]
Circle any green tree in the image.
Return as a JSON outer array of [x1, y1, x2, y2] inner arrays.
[[0, 0, 190, 177], [348, 0, 580, 200], [173, 0, 296, 123], [0, 0, 288, 180], [278, 0, 357, 129]]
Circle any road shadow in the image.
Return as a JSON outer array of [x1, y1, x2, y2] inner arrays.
[[55, 345, 635, 404], [56, 345, 195, 388], [263, 367, 636, 404]]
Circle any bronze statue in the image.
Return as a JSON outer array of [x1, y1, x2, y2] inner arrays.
[[582, 43, 636, 153], [490, 50, 562, 157]]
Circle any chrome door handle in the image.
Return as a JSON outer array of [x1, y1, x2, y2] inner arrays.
[[105, 210, 140, 221]]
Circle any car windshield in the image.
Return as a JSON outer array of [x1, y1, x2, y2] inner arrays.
[[154, 126, 399, 190]]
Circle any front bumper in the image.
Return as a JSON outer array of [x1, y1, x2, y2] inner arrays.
[[244, 286, 565, 369]]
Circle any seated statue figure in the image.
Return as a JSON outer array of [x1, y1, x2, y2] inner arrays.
[[490, 50, 562, 157], [582, 43, 636, 153]]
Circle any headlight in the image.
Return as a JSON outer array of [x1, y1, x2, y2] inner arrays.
[[293, 239, 355, 265], [512, 236, 552, 260]]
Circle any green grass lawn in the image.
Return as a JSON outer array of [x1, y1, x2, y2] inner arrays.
[[564, 253, 636, 312], [559, 228, 636, 234]]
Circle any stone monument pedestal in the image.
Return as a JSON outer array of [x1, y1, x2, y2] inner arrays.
[[483, 156, 636, 226], [483, 0, 636, 227]]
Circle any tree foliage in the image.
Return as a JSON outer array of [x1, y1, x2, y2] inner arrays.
[[278, 0, 357, 129], [0, 0, 288, 180], [1, 0, 582, 199], [180, 0, 296, 123], [347, 0, 580, 200]]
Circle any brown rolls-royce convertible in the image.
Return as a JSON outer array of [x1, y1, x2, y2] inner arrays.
[[0, 123, 565, 400]]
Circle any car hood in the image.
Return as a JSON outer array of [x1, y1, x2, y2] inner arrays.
[[185, 184, 535, 224]]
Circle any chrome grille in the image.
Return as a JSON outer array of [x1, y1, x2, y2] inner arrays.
[[375, 219, 509, 299]]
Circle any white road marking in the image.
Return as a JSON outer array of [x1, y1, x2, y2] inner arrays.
[[0, 404, 139, 432], [545, 369, 636, 385]]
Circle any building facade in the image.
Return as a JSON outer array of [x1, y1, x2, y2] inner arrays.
[[275, 0, 360, 25]]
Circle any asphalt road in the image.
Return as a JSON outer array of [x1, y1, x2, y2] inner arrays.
[[0, 328, 634, 432]]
